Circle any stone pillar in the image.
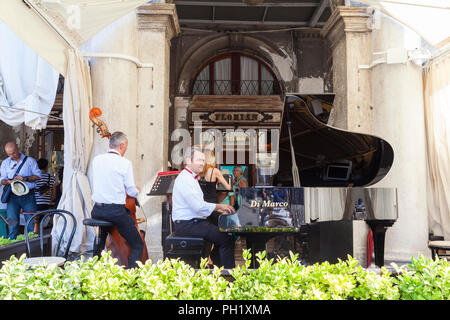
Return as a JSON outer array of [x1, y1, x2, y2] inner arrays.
[[85, 12, 139, 164], [137, 4, 180, 262], [321, 6, 429, 262], [369, 12, 429, 261], [85, 4, 180, 263], [321, 6, 373, 132]]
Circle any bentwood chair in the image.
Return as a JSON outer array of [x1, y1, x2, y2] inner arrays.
[[24, 209, 77, 267]]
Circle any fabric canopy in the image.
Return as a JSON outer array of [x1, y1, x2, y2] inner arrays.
[[0, 0, 152, 76], [423, 53, 450, 240], [0, 21, 59, 129], [52, 48, 96, 257], [357, 0, 450, 49]]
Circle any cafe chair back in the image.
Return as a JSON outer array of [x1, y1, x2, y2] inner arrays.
[[24, 209, 77, 260]]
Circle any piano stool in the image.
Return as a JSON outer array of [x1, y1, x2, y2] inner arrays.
[[164, 233, 212, 268], [428, 241, 450, 260], [83, 218, 114, 258]]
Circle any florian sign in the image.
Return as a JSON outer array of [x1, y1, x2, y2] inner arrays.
[[212, 112, 260, 122], [187, 95, 284, 128], [190, 110, 281, 126]]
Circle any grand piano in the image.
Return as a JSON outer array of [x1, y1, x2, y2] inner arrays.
[[218, 94, 397, 268]]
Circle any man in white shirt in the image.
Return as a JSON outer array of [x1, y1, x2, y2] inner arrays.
[[90, 131, 144, 268], [172, 146, 236, 268]]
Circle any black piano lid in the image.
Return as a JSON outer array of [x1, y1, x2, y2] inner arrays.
[[276, 94, 394, 187]]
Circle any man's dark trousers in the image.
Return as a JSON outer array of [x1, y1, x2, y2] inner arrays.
[[174, 219, 235, 269], [91, 203, 144, 268]]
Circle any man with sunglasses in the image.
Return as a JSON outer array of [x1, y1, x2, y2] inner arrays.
[[0, 142, 41, 239]]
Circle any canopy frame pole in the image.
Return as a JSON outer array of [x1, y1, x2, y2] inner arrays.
[[82, 52, 154, 69]]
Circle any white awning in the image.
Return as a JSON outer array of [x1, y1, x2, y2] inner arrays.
[[0, 0, 151, 76], [0, 0, 151, 128], [357, 0, 450, 49], [0, 20, 59, 129]]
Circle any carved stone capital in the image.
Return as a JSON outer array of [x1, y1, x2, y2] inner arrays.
[[321, 6, 372, 48], [137, 3, 180, 40]]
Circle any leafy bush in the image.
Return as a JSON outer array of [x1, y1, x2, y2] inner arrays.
[[229, 251, 399, 300], [0, 233, 38, 247], [392, 255, 450, 300], [0, 250, 448, 300]]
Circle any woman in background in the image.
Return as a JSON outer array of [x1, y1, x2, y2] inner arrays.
[[198, 150, 232, 268], [232, 166, 248, 210], [218, 168, 235, 208], [34, 158, 56, 233], [198, 150, 232, 225]]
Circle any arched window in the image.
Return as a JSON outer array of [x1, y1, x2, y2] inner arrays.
[[191, 53, 281, 95]]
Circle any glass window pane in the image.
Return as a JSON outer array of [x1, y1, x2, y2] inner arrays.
[[240, 56, 259, 95], [214, 58, 231, 95], [261, 65, 275, 95], [193, 65, 210, 95]]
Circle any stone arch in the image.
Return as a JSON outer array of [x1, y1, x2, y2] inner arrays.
[[176, 33, 296, 96]]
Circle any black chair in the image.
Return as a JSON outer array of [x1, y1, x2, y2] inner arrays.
[[24, 209, 77, 267], [82, 218, 113, 258]]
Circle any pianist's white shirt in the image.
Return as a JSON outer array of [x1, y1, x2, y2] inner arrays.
[[171, 168, 216, 221], [91, 149, 139, 205]]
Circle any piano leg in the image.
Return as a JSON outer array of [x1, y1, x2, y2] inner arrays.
[[241, 233, 277, 268], [246, 239, 267, 268], [366, 220, 395, 268]]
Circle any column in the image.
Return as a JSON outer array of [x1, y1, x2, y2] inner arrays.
[[321, 6, 373, 132], [321, 6, 429, 263], [85, 12, 139, 164], [369, 12, 429, 261], [136, 4, 180, 262]]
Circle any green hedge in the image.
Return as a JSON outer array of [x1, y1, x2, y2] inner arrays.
[[0, 233, 38, 248], [0, 250, 448, 300]]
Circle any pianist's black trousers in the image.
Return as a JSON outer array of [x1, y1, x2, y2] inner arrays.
[[91, 203, 144, 269], [174, 219, 235, 269]]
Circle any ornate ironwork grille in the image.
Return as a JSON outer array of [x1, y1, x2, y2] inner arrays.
[[190, 53, 281, 96], [191, 79, 281, 95]]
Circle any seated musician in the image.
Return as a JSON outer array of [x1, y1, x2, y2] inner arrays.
[[90, 131, 144, 269], [172, 146, 236, 269]]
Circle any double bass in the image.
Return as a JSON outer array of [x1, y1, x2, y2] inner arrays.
[[89, 107, 149, 267]]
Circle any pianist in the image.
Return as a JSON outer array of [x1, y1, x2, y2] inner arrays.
[[171, 146, 236, 269]]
